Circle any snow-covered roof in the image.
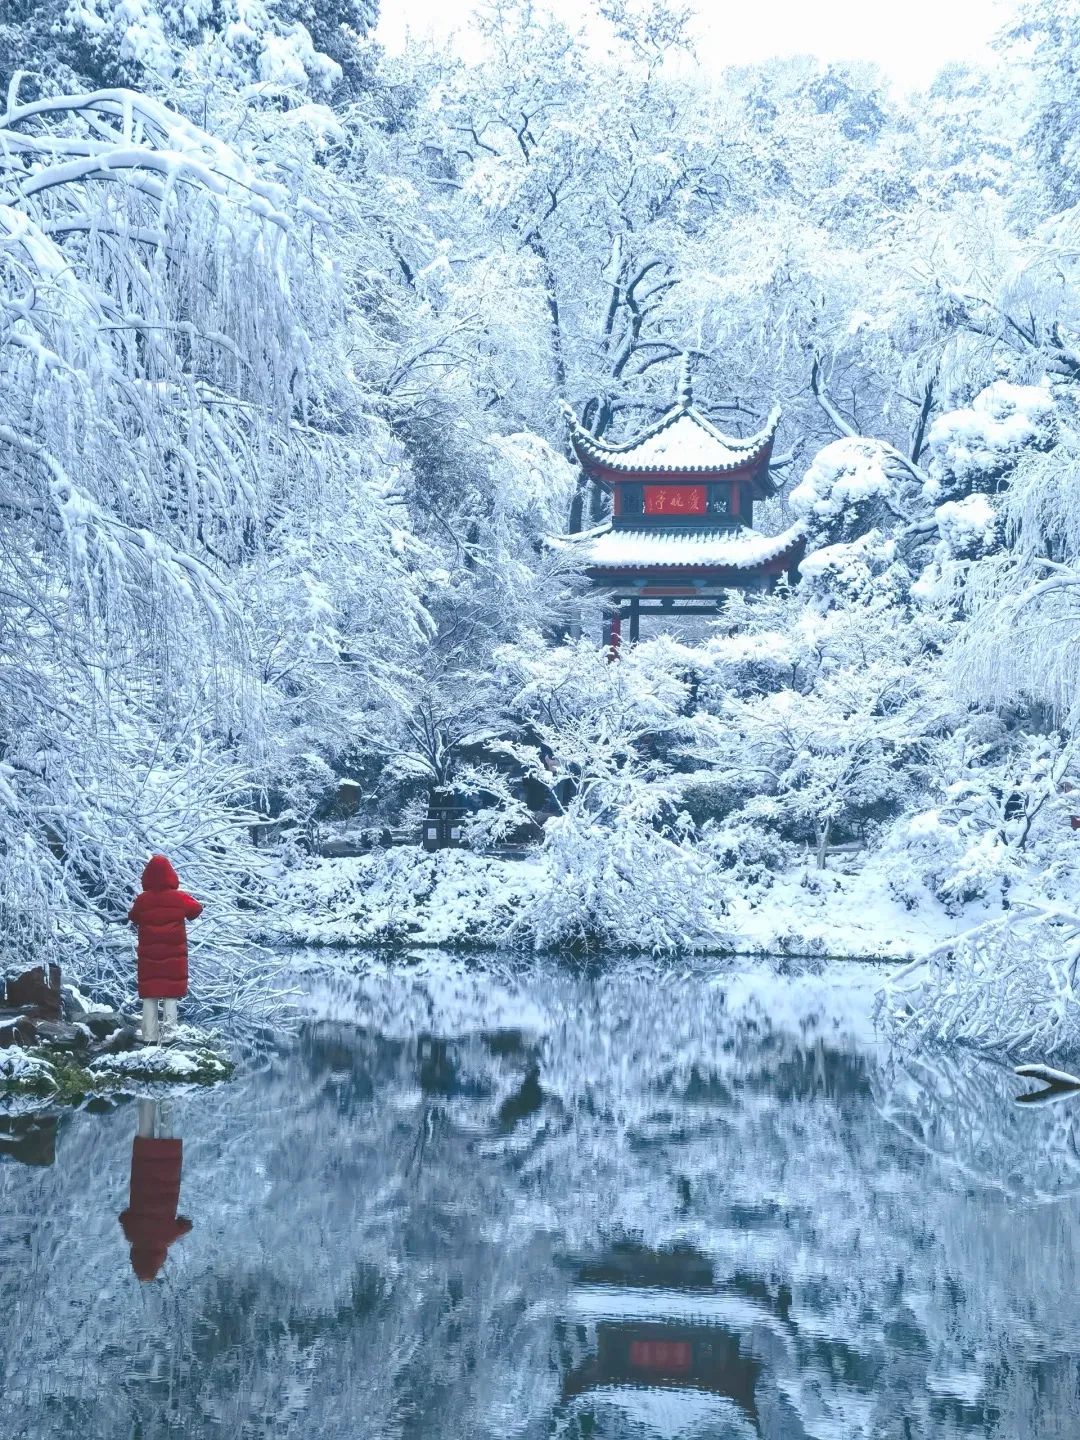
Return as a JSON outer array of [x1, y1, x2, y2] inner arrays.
[[562, 400, 781, 478], [560, 522, 806, 572]]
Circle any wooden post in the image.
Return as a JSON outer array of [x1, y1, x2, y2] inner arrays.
[[629, 598, 640, 644]]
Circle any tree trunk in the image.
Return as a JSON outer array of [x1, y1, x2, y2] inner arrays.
[[816, 821, 831, 870]]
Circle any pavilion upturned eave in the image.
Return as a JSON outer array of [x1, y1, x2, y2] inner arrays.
[[578, 452, 780, 497], [562, 401, 782, 481], [568, 519, 806, 574]]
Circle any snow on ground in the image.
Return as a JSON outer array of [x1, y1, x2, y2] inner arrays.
[[723, 855, 996, 960], [267, 848, 989, 960]]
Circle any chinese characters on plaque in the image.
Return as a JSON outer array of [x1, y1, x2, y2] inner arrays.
[[643, 485, 707, 516]]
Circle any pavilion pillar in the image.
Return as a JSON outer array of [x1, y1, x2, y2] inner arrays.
[[603, 605, 623, 659], [628, 598, 640, 644]]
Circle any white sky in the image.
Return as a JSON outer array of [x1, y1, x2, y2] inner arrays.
[[377, 0, 1013, 92]]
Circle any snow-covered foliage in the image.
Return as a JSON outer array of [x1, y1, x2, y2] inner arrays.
[[268, 849, 541, 949], [925, 381, 1058, 502], [790, 437, 918, 549], [932, 491, 1000, 559], [500, 639, 728, 952], [883, 904, 1080, 1059], [62, 0, 378, 92], [0, 87, 306, 993]]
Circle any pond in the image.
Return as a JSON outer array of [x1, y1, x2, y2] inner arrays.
[[3, 952, 1080, 1439]]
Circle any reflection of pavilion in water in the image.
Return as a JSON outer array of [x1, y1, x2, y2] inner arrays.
[[558, 1240, 799, 1437]]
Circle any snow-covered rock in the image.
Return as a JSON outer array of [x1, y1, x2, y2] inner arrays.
[[0, 1047, 55, 1088], [88, 1046, 230, 1081]]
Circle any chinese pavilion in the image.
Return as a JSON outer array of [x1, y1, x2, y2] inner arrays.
[[560, 369, 805, 645]]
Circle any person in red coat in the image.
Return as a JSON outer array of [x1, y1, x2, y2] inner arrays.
[[119, 1099, 193, 1282], [128, 854, 202, 1043]]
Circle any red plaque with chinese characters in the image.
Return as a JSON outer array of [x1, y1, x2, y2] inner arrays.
[[629, 1340, 692, 1373], [643, 484, 706, 516]]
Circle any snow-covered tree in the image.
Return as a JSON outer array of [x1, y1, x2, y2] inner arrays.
[[0, 82, 429, 1008]]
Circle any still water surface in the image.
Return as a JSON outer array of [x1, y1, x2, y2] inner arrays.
[[3, 952, 1080, 1439]]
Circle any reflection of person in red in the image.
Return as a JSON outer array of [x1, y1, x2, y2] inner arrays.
[[119, 1100, 193, 1282]]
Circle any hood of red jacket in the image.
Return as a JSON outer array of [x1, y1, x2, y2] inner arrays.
[[142, 855, 179, 892], [129, 1242, 168, 1282]]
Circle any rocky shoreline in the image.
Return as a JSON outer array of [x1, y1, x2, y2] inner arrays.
[[0, 964, 232, 1100]]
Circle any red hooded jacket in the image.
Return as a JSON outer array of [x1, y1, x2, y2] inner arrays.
[[128, 855, 202, 999], [119, 1135, 192, 1281]]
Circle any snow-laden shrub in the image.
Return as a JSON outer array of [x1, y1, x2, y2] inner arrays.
[[882, 906, 1080, 1059], [933, 492, 1001, 559], [498, 638, 729, 951], [798, 531, 911, 610], [677, 775, 749, 829], [268, 849, 538, 949], [879, 809, 985, 911], [527, 811, 728, 953], [700, 818, 799, 890], [694, 629, 797, 701], [698, 673, 916, 868], [926, 381, 1058, 503], [946, 435, 1080, 726], [879, 731, 1080, 910], [62, 0, 378, 91], [790, 437, 920, 548]]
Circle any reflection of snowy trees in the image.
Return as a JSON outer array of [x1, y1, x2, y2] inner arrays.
[[6, 957, 1080, 1436]]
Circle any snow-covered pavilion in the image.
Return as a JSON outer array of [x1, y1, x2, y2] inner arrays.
[[560, 370, 805, 645]]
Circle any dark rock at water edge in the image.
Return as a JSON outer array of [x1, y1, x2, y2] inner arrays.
[[0, 964, 131, 1058], [32, 1019, 89, 1050], [80, 1011, 128, 1041], [0, 1012, 37, 1048], [2, 964, 62, 1020]]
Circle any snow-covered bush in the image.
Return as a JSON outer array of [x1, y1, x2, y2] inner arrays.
[[268, 849, 538, 949], [883, 905, 1080, 1058], [791, 437, 922, 549], [497, 639, 728, 951], [882, 731, 1079, 910], [798, 531, 912, 610], [949, 433, 1080, 724], [694, 628, 798, 700], [925, 381, 1058, 503], [697, 671, 917, 868], [933, 491, 1001, 559], [699, 816, 799, 890], [879, 809, 979, 911], [61, 0, 378, 93], [528, 808, 728, 953]]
